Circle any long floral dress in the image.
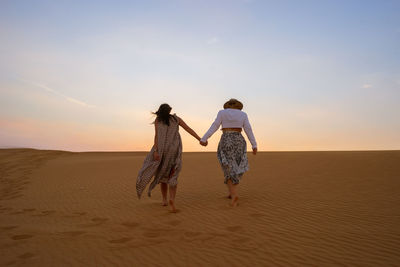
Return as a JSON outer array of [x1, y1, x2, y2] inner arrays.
[[136, 114, 182, 198]]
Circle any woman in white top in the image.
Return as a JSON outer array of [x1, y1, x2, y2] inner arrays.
[[200, 99, 257, 207]]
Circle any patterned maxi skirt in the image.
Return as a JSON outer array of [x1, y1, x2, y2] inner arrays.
[[217, 131, 249, 184]]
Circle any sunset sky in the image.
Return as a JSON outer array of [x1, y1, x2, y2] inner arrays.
[[1, 0, 399, 151]]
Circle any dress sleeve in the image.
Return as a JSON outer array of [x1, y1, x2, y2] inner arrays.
[[201, 110, 222, 142], [243, 113, 257, 149]]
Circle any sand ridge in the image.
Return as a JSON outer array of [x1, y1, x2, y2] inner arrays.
[[1, 149, 400, 266]]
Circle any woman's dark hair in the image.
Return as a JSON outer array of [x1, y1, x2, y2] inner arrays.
[[154, 103, 173, 126]]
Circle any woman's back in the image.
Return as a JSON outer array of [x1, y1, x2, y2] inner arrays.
[[156, 115, 179, 130], [155, 114, 181, 154], [217, 108, 248, 128]]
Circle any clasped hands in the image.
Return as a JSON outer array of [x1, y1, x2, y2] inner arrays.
[[199, 140, 208, 146]]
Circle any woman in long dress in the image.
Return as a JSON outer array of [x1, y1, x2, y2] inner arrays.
[[200, 99, 257, 207], [136, 103, 203, 212]]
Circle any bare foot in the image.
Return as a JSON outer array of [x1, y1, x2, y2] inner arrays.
[[230, 196, 239, 207], [227, 195, 232, 199], [162, 201, 168, 206], [169, 199, 177, 213]]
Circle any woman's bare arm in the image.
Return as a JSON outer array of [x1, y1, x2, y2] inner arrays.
[[178, 117, 201, 141]]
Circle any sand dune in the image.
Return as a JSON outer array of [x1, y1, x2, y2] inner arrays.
[[1, 149, 400, 266]]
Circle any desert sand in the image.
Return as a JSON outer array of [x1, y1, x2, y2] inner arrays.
[[0, 149, 399, 266]]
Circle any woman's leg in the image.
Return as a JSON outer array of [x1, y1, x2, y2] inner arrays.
[[226, 183, 232, 199], [227, 179, 239, 207], [168, 185, 177, 212], [160, 183, 168, 206]]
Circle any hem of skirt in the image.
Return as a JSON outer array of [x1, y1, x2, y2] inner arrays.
[[223, 174, 244, 185]]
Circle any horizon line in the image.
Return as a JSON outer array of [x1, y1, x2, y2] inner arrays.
[[1, 147, 399, 153]]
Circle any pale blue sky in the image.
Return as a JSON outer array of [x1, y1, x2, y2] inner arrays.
[[1, 0, 399, 151]]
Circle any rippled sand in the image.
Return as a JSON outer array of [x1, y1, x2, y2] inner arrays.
[[1, 149, 399, 266]]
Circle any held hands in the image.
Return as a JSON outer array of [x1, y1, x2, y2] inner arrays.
[[199, 140, 208, 146]]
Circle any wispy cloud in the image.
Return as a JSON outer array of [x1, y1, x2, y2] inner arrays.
[[20, 78, 96, 108], [362, 83, 373, 89]]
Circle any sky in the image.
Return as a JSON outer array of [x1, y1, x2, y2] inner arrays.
[[0, 0, 399, 152]]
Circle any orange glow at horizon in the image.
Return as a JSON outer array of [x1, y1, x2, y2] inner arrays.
[[1, 114, 399, 152]]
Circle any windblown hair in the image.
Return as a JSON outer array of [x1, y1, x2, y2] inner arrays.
[[154, 103, 173, 126]]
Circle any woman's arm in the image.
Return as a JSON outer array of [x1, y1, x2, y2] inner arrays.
[[200, 110, 222, 143], [153, 119, 160, 161], [243, 113, 257, 155], [178, 117, 201, 141]]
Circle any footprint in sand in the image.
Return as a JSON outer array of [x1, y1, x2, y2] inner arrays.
[[18, 252, 35, 259], [143, 231, 161, 238], [62, 211, 87, 218], [165, 220, 181, 227], [73, 212, 87, 216], [0, 225, 19, 232], [5, 194, 24, 200], [121, 222, 140, 229], [11, 234, 33, 240], [33, 210, 56, 217], [10, 211, 25, 215], [91, 217, 108, 223], [232, 237, 251, 243], [226, 226, 243, 232], [10, 208, 36, 215], [60, 231, 87, 237], [0, 209, 9, 214], [23, 208, 36, 212], [249, 212, 266, 218], [80, 217, 109, 227], [184, 231, 201, 237], [108, 237, 133, 244], [183, 232, 218, 242]]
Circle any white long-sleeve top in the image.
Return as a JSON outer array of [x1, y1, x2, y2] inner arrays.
[[201, 109, 257, 149]]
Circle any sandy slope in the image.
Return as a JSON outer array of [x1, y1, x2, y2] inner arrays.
[[1, 149, 399, 266]]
